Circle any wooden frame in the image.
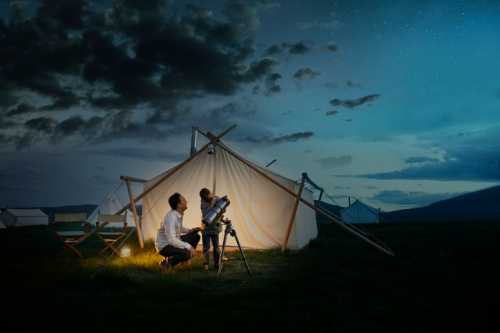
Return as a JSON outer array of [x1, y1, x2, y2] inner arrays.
[[282, 174, 306, 251], [95, 213, 129, 256]]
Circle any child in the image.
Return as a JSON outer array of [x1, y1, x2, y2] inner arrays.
[[199, 188, 222, 271]]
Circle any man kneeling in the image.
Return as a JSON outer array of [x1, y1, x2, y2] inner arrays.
[[156, 192, 200, 269]]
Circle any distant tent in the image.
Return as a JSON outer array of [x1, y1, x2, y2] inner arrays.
[[340, 200, 380, 224], [0, 209, 49, 227], [0, 220, 6, 229], [87, 193, 134, 226]]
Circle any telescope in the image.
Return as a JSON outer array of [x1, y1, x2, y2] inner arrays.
[[202, 195, 230, 225]]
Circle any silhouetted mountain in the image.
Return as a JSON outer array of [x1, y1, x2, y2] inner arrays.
[[381, 185, 500, 222]]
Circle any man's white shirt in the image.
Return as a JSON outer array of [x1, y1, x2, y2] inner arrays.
[[155, 210, 192, 251]]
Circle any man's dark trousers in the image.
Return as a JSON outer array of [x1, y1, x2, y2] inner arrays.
[[159, 231, 200, 266]]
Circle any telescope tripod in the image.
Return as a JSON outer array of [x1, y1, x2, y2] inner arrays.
[[218, 219, 252, 276]]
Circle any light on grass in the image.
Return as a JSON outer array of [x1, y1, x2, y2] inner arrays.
[[120, 246, 131, 257]]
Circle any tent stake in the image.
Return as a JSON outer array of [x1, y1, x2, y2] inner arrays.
[[282, 173, 305, 252]]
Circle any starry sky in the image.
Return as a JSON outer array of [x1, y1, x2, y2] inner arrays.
[[1, 0, 500, 211]]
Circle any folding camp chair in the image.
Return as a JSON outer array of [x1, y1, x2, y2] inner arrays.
[[52, 213, 93, 258], [95, 213, 130, 257]]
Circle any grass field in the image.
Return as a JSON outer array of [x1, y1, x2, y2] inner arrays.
[[2, 221, 500, 332]]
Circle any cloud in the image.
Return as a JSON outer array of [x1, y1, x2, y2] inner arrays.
[[405, 156, 440, 164], [325, 110, 339, 116], [293, 68, 320, 80], [325, 43, 338, 53], [262, 41, 312, 57], [283, 41, 311, 55], [223, 0, 280, 33], [371, 190, 459, 206], [7, 103, 36, 116], [330, 94, 380, 109], [245, 131, 314, 145], [357, 126, 500, 181], [0, 0, 282, 150], [264, 72, 282, 95], [24, 117, 56, 133], [316, 155, 352, 168]]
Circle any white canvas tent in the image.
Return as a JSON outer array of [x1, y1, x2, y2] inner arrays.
[[140, 144, 318, 250], [0, 220, 6, 229], [118, 127, 394, 255], [341, 200, 380, 224], [0, 209, 48, 227]]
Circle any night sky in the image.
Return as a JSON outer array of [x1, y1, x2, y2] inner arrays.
[[1, 0, 500, 211]]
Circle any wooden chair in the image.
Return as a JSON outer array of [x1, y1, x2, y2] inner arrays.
[[52, 213, 92, 258], [95, 213, 129, 257]]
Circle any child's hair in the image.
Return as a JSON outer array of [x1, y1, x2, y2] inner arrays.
[[199, 188, 210, 201]]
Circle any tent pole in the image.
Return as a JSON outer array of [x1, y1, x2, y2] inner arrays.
[[114, 125, 237, 215], [120, 175, 148, 183], [282, 173, 306, 252], [210, 141, 394, 256], [125, 179, 145, 249]]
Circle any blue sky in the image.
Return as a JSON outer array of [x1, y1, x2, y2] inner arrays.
[[1, 0, 499, 210]]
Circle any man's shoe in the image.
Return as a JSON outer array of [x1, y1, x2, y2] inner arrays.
[[159, 259, 172, 270]]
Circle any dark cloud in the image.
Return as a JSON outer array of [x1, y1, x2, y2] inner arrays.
[[7, 103, 36, 116], [264, 72, 282, 96], [24, 117, 56, 133], [263, 44, 283, 56], [371, 190, 459, 206], [316, 155, 352, 168], [242, 58, 277, 82], [245, 131, 314, 145], [325, 43, 338, 52], [330, 94, 380, 109], [0, 0, 281, 150], [293, 68, 320, 80], [283, 41, 310, 55], [325, 110, 339, 116]]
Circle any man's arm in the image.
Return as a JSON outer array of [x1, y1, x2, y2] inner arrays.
[[164, 214, 191, 250]]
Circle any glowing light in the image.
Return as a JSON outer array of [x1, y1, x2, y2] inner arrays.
[[120, 246, 131, 257]]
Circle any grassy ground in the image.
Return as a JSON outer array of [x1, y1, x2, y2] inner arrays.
[[2, 221, 500, 332]]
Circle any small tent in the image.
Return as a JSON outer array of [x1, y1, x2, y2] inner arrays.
[[340, 200, 380, 224], [0, 209, 49, 227], [0, 220, 6, 229]]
